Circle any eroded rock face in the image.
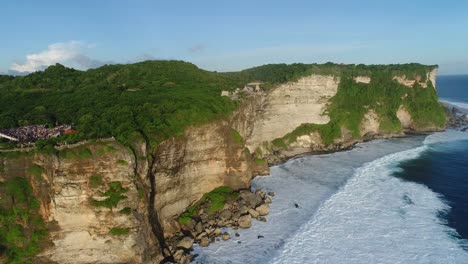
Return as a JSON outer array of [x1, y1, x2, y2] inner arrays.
[[393, 68, 437, 89], [354, 76, 371, 84], [245, 75, 340, 151], [0, 142, 159, 264], [397, 105, 413, 129], [360, 109, 380, 136], [152, 123, 253, 236]]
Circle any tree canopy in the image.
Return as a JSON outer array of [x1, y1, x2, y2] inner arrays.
[[0, 60, 440, 148]]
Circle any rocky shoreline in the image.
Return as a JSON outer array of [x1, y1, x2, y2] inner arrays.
[[165, 188, 274, 264]]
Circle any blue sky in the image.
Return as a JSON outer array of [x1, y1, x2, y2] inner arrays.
[[2, 0, 468, 74]]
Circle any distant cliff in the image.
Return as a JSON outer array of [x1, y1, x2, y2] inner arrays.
[[0, 62, 446, 263]]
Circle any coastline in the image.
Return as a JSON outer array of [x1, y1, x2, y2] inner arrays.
[[194, 135, 428, 263]]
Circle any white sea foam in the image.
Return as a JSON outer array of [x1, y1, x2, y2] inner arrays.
[[271, 146, 468, 263], [193, 133, 468, 263], [440, 99, 468, 112], [424, 129, 468, 145]]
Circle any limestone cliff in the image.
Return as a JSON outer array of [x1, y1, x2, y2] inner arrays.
[[0, 142, 160, 264], [0, 65, 445, 263]]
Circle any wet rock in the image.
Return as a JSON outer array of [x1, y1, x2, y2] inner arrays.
[[240, 191, 263, 208], [264, 197, 272, 204], [268, 191, 276, 196], [200, 237, 210, 247], [258, 216, 267, 222], [222, 232, 231, 241], [235, 232, 240, 237], [238, 214, 252, 229], [294, 203, 299, 208], [248, 208, 259, 218], [255, 204, 270, 216], [213, 228, 222, 236], [255, 189, 266, 199], [257, 235, 264, 239], [177, 237, 194, 249]]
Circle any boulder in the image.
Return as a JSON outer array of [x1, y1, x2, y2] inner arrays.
[[255, 204, 270, 216], [200, 237, 210, 247], [268, 191, 276, 197], [235, 232, 240, 237], [258, 216, 267, 222], [264, 197, 272, 204], [214, 228, 222, 236], [195, 221, 203, 234], [248, 208, 259, 218], [240, 192, 263, 208], [181, 219, 196, 231], [180, 254, 193, 264], [173, 250, 184, 262], [232, 211, 241, 221], [219, 210, 232, 220], [238, 214, 252, 229], [222, 232, 231, 241], [196, 232, 207, 240], [177, 237, 194, 249], [255, 189, 266, 199], [239, 206, 249, 215]]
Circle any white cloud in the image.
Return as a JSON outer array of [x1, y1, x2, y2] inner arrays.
[[10, 41, 107, 73]]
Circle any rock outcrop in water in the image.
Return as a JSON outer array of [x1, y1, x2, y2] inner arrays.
[[0, 66, 446, 263]]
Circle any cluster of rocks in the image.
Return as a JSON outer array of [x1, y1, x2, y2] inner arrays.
[[446, 105, 468, 131], [166, 189, 274, 263]]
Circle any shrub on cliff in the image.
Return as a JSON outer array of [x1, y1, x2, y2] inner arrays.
[[0, 177, 47, 263]]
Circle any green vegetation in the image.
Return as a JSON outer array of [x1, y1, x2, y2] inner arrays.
[[59, 149, 78, 159], [137, 187, 145, 199], [119, 207, 132, 215], [116, 159, 129, 166], [0, 61, 239, 149], [28, 164, 44, 182], [200, 186, 239, 213], [109, 227, 130, 236], [231, 129, 244, 145], [0, 177, 47, 263], [177, 186, 239, 224], [78, 148, 93, 159], [90, 181, 128, 209], [89, 175, 103, 188], [270, 66, 445, 147], [254, 158, 267, 165], [177, 205, 199, 225], [96, 145, 116, 156], [0, 61, 443, 152]]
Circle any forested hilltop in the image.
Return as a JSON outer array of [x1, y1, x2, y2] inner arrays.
[[0, 60, 444, 149]]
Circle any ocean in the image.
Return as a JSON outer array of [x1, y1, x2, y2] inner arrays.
[[194, 75, 468, 264]]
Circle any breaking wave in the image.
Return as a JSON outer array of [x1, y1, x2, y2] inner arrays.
[[194, 132, 468, 263]]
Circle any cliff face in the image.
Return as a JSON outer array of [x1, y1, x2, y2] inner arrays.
[[152, 122, 253, 236], [244, 75, 340, 152], [0, 67, 444, 263], [0, 142, 159, 264]]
